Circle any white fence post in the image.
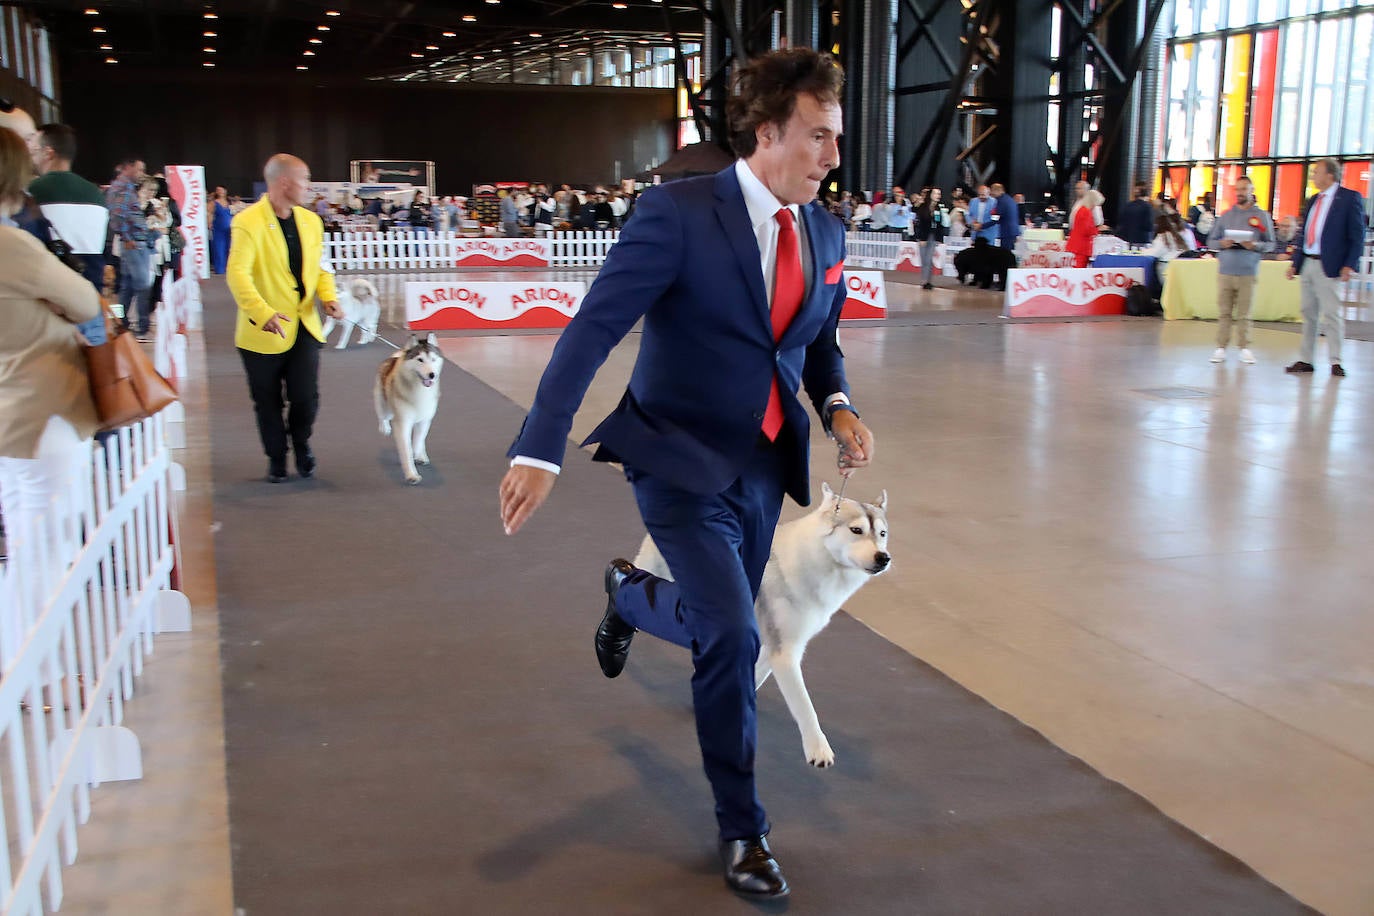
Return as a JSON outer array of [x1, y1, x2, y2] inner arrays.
[[0, 409, 188, 914]]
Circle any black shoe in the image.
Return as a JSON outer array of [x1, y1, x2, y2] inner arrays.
[[1285, 361, 1315, 373], [595, 559, 637, 678], [295, 445, 316, 478], [266, 460, 288, 483], [1332, 364, 1347, 377], [922, 282, 934, 290], [720, 836, 789, 898]]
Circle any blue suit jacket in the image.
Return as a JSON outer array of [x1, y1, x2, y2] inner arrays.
[[508, 165, 850, 506], [968, 197, 998, 243], [1292, 186, 1366, 279], [994, 195, 1020, 246]]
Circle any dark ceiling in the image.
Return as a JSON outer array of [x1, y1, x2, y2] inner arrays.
[[23, 0, 703, 84]]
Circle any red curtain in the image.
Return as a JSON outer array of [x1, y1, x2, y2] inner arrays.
[[1249, 30, 1279, 158]]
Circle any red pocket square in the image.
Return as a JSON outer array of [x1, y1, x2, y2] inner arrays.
[[824, 260, 844, 285]]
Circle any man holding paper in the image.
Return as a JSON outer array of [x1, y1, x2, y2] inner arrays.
[[1207, 175, 1274, 365]]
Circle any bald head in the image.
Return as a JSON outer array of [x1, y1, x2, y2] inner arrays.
[[264, 153, 310, 211]]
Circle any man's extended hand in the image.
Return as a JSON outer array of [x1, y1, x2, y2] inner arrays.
[[323, 300, 344, 320], [1341, 266, 1355, 282], [1287, 264, 1297, 280], [261, 312, 292, 338], [500, 465, 556, 535], [832, 411, 875, 479]]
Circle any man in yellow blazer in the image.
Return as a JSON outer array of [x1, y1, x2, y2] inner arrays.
[[227, 153, 343, 482]]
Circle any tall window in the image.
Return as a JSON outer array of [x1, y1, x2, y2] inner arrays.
[[1158, 1, 1374, 221]]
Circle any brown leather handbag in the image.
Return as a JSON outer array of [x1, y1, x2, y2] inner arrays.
[[86, 305, 178, 431]]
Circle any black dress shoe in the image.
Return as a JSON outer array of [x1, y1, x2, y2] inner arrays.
[[1332, 363, 1347, 377], [720, 836, 789, 898], [596, 559, 637, 678], [922, 282, 934, 290], [295, 445, 316, 478], [266, 461, 288, 483], [1285, 361, 1315, 373]]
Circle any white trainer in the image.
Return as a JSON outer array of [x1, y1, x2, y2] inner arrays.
[[1239, 349, 1256, 364], [1210, 348, 1226, 363]]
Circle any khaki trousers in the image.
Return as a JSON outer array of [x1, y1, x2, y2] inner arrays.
[[1216, 273, 1257, 348], [1300, 257, 1345, 364]]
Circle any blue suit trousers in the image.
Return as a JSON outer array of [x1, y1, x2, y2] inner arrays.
[[615, 436, 788, 841]]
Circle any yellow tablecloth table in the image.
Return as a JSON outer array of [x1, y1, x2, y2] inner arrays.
[[1161, 258, 1302, 322]]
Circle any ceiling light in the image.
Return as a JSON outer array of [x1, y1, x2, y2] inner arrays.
[[317, 25, 331, 31], [530, 32, 542, 37], [204, 46, 216, 52], [474, 54, 486, 60], [92, 26, 106, 33], [411, 52, 423, 58], [485, 0, 500, 5], [105, 57, 117, 63], [297, 65, 308, 70], [99, 44, 113, 50], [309, 38, 323, 44], [612, 3, 628, 8], [426, 44, 439, 50], [443, 31, 456, 37], [325, 9, 341, 15], [204, 30, 217, 36], [513, 40, 521, 45], [203, 61, 215, 67], [303, 50, 316, 55], [558, 43, 568, 47], [462, 15, 476, 21], [204, 12, 218, 19], [84, 8, 99, 14]]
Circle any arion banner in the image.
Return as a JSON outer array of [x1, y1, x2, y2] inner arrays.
[[165, 165, 209, 280]]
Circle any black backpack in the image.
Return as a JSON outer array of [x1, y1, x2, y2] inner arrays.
[[1125, 282, 1160, 317]]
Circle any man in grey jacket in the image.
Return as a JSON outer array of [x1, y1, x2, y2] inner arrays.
[[1208, 176, 1274, 364]]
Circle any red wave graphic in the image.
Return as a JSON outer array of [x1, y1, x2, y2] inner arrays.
[[841, 298, 885, 319], [453, 253, 549, 268], [1006, 292, 1126, 318], [409, 305, 573, 330], [895, 256, 920, 273]]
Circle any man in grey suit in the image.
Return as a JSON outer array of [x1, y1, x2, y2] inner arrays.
[[1286, 158, 1367, 377]]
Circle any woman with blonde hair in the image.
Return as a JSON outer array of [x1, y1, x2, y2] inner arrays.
[[1066, 187, 1104, 268]]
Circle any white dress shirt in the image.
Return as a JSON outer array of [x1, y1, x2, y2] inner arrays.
[[1302, 183, 1338, 255]]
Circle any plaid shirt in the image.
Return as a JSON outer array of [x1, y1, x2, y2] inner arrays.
[[105, 177, 150, 245]]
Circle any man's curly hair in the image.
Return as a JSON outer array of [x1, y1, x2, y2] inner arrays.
[[727, 49, 845, 159]]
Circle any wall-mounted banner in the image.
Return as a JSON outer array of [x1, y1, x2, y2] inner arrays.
[[166, 165, 209, 279], [406, 280, 587, 330], [840, 270, 888, 319], [1003, 267, 1144, 318], [453, 237, 551, 268]]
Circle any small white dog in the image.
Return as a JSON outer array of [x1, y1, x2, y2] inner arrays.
[[635, 482, 890, 768], [322, 278, 382, 349], [374, 333, 443, 485]]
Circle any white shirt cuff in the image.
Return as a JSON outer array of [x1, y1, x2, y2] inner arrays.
[[511, 456, 561, 475], [825, 393, 850, 408]]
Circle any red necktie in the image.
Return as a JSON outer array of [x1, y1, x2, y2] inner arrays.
[[762, 209, 803, 441], [1305, 194, 1323, 250]]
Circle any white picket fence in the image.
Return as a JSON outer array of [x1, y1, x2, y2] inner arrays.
[[0, 410, 190, 914], [326, 228, 901, 272]]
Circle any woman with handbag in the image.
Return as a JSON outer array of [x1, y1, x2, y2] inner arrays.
[[0, 127, 103, 658]]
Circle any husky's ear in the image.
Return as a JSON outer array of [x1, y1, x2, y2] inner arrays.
[[425, 332, 438, 347], [820, 481, 835, 501], [876, 489, 888, 510]]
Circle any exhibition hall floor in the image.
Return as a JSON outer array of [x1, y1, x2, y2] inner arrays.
[[56, 274, 1373, 915]]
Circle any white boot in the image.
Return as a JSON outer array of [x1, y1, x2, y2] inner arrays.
[[1210, 348, 1226, 363]]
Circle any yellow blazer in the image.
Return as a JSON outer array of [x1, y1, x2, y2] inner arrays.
[[226, 196, 338, 354]]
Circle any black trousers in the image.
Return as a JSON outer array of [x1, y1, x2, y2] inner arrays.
[[239, 332, 322, 464]]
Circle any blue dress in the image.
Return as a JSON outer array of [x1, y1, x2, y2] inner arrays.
[[211, 202, 233, 274]]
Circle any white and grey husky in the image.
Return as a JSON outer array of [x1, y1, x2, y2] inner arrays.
[[374, 333, 443, 485], [322, 278, 382, 349], [635, 482, 890, 768]]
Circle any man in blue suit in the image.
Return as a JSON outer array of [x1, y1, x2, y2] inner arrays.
[[991, 183, 1020, 251], [967, 183, 998, 244], [498, 49, 875, 899], [1286, 158, 1367, 377]]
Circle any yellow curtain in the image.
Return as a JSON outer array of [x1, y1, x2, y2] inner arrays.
[[1220, 34, 1252, 160]]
